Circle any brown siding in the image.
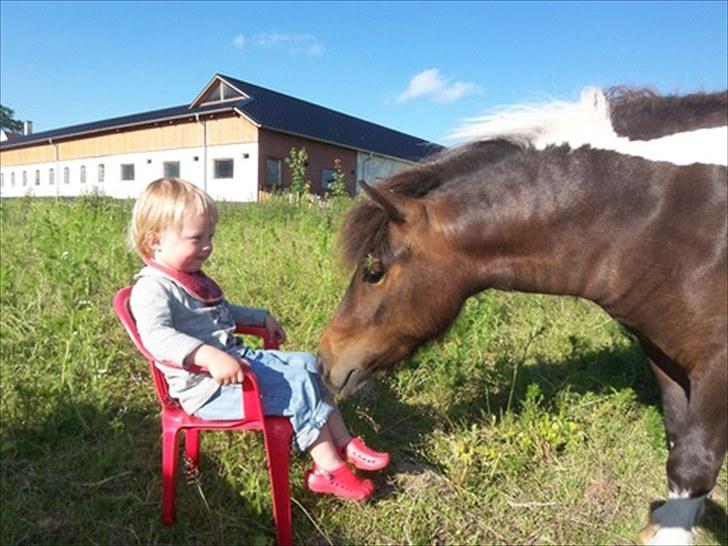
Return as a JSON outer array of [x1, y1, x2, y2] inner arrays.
[[207, 115, 258, 145], [0, 113, 257, 167], [258, 129, 357, 195], [0, 143, 56, 166], [57, 122, 202, 159]]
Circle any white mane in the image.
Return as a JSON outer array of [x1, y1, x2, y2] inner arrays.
[[446, 87, 727, 166]]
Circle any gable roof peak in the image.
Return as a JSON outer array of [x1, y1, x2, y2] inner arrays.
[[190, 74, 249, 109]]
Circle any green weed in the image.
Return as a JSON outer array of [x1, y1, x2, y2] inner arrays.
[[1, 196, 725, 545]]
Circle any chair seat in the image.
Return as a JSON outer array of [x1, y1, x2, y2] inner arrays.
[[162, 406, 262, 430]]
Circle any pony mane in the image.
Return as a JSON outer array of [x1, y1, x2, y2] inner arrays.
[[341, 140, 521, 270], [446, 85, 727, 146], [444, 86, 614, 147]]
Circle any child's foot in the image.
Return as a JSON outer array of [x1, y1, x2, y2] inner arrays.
[[341, 437, 390, 471], [304, 463, 374, 501]]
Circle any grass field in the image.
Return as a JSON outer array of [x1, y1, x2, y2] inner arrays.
[[1, 195, 726, 545]]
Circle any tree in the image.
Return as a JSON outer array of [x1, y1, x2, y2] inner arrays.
[[326, 159, 348, 198], [1, 105, 23, 133], [285, 147, 310, 201]]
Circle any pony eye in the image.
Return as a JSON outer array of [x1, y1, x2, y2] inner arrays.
[[363, 268, 385, 284], [361, 255, 386, 284]]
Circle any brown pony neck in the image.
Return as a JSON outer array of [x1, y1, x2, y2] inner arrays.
[[430, 146, 679, 311]]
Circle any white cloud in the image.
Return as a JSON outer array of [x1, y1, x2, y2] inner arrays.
[[232, 34, 245, 49], [253, 32, 325, 56], [396, 68, 478, 104]]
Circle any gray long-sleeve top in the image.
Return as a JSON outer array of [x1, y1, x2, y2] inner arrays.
[[129, 265, 268, 414]]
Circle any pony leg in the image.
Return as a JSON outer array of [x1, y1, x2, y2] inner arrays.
[[646, 358, 688, 450], [639, 494, 706, 545], [639, 355, 727, 546]]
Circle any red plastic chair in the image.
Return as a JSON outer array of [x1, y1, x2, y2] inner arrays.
[[113, 287, 293, 546]]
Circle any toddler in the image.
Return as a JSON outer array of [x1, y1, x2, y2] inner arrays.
[[128, 177, 388, 500]]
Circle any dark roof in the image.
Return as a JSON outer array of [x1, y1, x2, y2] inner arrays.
[[1, 74, 444, 161], [0, 101, 243, 150], [220, 75, 444, 161]]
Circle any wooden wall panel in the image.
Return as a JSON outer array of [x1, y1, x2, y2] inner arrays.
[[57, 122, 202, 159], [207, 116, 257, 145], [0, 113, 257, 167], [0, 144, 55, 166]]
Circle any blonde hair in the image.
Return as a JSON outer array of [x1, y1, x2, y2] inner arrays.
[[128, 178, 219, 258]]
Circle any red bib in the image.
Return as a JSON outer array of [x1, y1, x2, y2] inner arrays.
[[142, 257, 224, 304]]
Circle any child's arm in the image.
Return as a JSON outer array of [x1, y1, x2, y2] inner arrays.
[[131, 277, 205, 366], [264, 313, 287, 344], [132, 278, 250, 384], [184, 344, 247, 385], [228, 303, 268, 327], [229, 303, 287, 344]]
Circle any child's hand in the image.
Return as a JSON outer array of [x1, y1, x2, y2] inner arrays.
[[207, 353, 247, 385], [265, 313, 287, 344], [186, 344, 247, 385]]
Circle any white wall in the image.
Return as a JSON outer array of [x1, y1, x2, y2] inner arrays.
[[204, 143, 259, 202], [0, 143, 260, 202]]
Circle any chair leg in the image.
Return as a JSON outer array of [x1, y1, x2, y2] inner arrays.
[[184, 429, 201, 473], [263, 417, 293, 546], [162, 426, 181, 526]]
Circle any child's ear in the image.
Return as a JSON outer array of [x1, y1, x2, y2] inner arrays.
[[144, 231, 160, 253]]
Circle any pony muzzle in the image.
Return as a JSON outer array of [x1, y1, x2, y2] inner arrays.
[[316, 353, 365, 396]]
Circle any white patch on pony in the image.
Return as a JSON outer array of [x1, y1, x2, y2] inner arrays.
[[643, 495, 706, 546], [447, 87, 728, 166], [669, 490, 692, 500], [614, 127, 727, 166]]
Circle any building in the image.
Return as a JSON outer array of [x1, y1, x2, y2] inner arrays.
[[1, 121, 33, 142], [0, 74, 444, 201]]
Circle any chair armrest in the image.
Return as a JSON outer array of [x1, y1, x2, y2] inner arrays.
[[234, 325, 280, 350], [237, 359, 265, 421], [234, 327, 279, 421]]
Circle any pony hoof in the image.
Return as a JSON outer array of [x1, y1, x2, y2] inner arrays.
[[637, 522, 694, 546], [637, 522, 658, 545]]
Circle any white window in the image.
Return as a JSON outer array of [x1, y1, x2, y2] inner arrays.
[[200, 82, 244, 105], [49, 168, 55, 185], [80, 166, 87, 184], [163, 161, 180, 178], [64, 167, 70, 184], [98, 164, 105, 183], [214, 159, 234, 179], [121, 164, 135, 181], [11, 172, 15, 186], [0, 173, 3, 187], [266, 158, 282, 187], [35, 170, 40, 186]]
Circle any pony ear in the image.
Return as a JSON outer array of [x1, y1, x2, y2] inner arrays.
[[359, 181, 410, 223]]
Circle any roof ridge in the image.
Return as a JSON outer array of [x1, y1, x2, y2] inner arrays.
[[221, 75, 429, 140], [2, 73, 444, 161], [0, 101, 241, 149]]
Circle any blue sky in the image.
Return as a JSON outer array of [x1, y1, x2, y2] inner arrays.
[[1, 1, 726, 145]]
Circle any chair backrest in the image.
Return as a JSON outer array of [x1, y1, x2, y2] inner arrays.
[[113, 286, 155, 362], [113, 286, 180, 408]]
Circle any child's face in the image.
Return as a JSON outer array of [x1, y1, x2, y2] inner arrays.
[[149, 207, 216, 273]]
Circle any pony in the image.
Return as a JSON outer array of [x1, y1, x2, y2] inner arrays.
[[317, 87, 727, 545]]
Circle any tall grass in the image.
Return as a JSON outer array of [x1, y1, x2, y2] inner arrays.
[[1, 196, 725, 545]]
